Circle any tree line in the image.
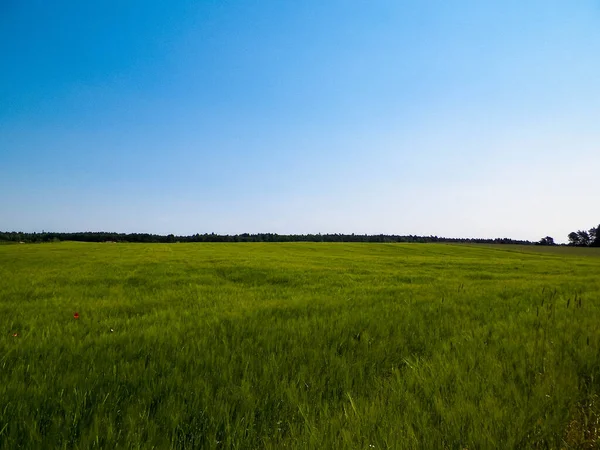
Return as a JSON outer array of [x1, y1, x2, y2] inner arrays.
[[4, 226, 597, 246], [0, 231, 533, 245]]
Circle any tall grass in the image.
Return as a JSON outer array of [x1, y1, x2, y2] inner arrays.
[[1, 243, 599, 449]]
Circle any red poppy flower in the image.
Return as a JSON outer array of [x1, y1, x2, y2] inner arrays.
[[73, 312, 80, 319]]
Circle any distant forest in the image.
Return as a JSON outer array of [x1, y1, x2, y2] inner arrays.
[[1, 226, 598, 246], [0, 231, 533, 245]]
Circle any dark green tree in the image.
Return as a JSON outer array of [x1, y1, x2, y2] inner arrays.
[[537, 236, 555, 246], [590, 224, 600, 247], [568, 231, 580, 246], [577, 230, 591, 246]]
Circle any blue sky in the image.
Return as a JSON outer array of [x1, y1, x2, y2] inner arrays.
[[1, 1, 599, 241]]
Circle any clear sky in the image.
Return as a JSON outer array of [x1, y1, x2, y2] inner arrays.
[[1, 1, 599, 241]]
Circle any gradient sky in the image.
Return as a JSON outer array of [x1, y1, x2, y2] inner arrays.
[[1, 1, 599, 241]]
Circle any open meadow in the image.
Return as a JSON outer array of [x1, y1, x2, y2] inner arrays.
[[1, 242, 600, 449]]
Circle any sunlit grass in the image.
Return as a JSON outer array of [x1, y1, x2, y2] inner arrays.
[[1, 242, 599, 449]]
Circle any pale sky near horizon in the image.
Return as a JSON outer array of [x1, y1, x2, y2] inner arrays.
[[1, 1, 599, 242]]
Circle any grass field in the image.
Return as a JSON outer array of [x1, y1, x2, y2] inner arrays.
[[1, 242, 600, 449]]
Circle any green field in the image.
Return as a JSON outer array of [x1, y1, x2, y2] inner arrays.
[[1, 242, 600, 449]]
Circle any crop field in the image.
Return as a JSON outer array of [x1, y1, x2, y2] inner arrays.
[[1, 242, 600, 449]]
